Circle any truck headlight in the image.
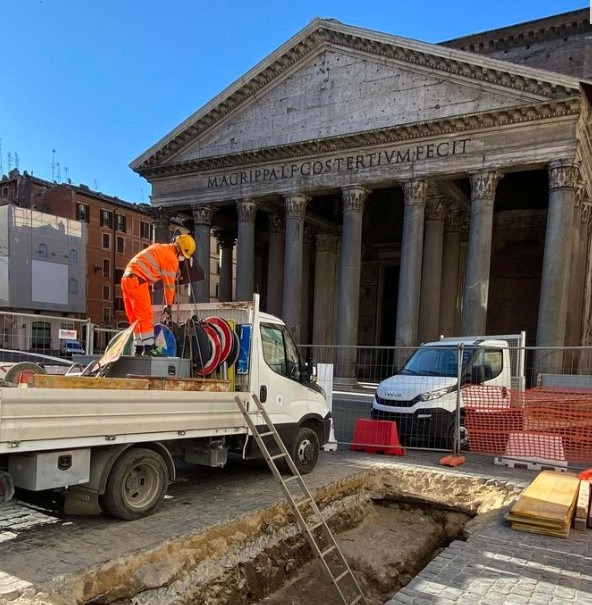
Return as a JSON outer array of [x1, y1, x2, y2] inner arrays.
[[418, 386, 455, 401]]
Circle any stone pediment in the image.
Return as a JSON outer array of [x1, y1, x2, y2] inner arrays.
[[132, 19, 581, 176]]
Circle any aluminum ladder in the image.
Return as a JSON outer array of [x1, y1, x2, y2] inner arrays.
[[234, 394, 368, 605]]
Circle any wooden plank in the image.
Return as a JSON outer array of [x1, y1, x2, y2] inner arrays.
[[575, 480, 590, 531], [145, 377, 230, 392], [510, 471, 580, 524], [32, 375, 150, 390], [510, 521, 570, 538]]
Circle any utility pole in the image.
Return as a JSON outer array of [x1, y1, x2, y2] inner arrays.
[[51, 149, 56, 182]]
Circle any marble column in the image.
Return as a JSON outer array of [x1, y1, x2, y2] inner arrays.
[[236, 200, 257, 302], [460, 170, 500, 336], [301, 224, 314, 344], [151, 208, 172, 305], [152, 207, 172, 244], [395, 179, 427, 352], [418, 192, 446, 343], [439, 210, 464, 337], [313, 233, 339, 359], [335, 186, 369, 381], [216, 230, 235, 302], [192, 205, 214, 302], [266, 213, 285, 317], [566, 184, 587, 347], [282, 194, 309, 342], [535, 159, 578, 372]]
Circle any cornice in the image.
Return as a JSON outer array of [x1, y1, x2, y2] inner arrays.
[[138, 97, 580, 179], [135, 25, 578, 174]]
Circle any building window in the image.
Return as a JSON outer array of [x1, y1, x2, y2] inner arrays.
[[38, 243, 48, 258], [76, 203, 90, 222], [100, 209, 113, 228], [116, 236, 124, 254], [103, 285, 110, 300], [1, 186, 8, 198], [116, 214, 126, 232], [115, 296, 124, 312], [69, 278, 78, 294], [115, 268, 124, 282], [69, 249, 78, 263], [103, 308, 111, 323], [102, 233, 111, 249], [140, 221, 150, 239], [103, 259, 110, 278], [31, 321, 50, 352]]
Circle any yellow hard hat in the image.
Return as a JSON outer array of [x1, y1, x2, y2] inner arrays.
[[175, 234, 196, 259]]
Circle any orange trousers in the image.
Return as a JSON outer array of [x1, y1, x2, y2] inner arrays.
[[121, 275, 155, 344]]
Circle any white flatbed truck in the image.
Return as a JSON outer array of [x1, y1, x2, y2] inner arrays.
[[0, 298, 331, 519]]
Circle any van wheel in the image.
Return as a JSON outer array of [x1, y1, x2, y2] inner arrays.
[[4, 362, 46, 386], [101, 448, 169, 520], [280, 427, 320, 475], [445, 414, 468, 451]]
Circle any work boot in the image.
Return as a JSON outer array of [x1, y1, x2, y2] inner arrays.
[[143, 344, 164, 357], [134, 345, 144, 356]]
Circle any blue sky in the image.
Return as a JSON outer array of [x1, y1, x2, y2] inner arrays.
[[1, 0, 586, 203]]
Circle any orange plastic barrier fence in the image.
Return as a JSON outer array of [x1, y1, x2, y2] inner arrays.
[[464, 385, 592, 463]]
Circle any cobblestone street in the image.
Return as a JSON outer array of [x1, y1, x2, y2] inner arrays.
[[0, 450, 591, 604]]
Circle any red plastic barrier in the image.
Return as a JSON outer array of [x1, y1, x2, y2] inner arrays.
[[351, 419, 405, 456]]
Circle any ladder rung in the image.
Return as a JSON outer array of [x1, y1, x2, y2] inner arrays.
[[320, 545, 336, 558], [258, 431, 275, 437], [271, 453, 286, 460], [308, 521, 324, 531], [296, 498, 312, 508], [349, 596, 363, 605], [334, 570, 349, 583], [284, 475, 299, 483]]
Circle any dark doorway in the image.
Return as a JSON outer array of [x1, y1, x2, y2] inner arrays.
[[380, 265, 399, 346]]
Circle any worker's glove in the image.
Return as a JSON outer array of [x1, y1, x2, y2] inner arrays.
[[162, 304, 172, 317]]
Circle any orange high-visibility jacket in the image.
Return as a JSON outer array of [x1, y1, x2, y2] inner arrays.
[[125, 243, 179, 305]]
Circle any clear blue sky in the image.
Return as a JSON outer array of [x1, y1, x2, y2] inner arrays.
[[1, 0, 586, 203]]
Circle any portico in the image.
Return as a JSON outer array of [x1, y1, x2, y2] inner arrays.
[[132, 16, 592, 380]]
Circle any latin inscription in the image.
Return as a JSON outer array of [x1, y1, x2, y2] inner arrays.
[[207, 138, 470, 188]]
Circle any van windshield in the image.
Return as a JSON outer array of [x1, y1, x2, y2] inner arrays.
[[400, 347, 475, 377]]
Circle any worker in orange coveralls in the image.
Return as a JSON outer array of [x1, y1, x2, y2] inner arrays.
[[121, 234, 196, 356]]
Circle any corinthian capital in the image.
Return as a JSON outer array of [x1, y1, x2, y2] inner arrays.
[[316, 233, 339, 254], [192, 204, 215, 226], [268, 213, 285, 234], [236, 199, 257, 223], [402, 179, 427, 207], [549, 159, 579, 191], [284, 194, 309, 219], [469, 170, 500, 200], [426, 196, 447, 221], [342, 185, 369, 213]]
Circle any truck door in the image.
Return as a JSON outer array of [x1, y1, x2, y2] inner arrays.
[[257, 322, 309, 428]]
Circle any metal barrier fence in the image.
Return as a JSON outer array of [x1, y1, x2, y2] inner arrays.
[[305, 343, 592, 469]]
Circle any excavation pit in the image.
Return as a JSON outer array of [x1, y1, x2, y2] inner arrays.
[[42, 464, 522, 605]]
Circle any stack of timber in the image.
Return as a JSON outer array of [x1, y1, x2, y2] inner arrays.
[[505, 470, 582, 538], [31, 374, 230, 392]]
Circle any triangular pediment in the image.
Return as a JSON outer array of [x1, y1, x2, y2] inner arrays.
[[132, 19, 581, 175]]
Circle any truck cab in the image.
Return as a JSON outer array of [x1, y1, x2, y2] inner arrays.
[[371, 337, 515, 449]]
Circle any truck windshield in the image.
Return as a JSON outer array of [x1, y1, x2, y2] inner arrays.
[[400, 347, 475, 377]]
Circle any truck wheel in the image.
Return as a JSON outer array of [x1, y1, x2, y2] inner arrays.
[[445, 414, 469, 451], [282, 427, 319, 475], [102, 448, 169, 520]]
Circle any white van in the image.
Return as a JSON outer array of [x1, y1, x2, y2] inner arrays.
[[59, 339, 85, 357], [371, 337, 518, 449]]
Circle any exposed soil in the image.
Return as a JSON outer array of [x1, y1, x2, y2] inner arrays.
[[255, 502, 470, 605]]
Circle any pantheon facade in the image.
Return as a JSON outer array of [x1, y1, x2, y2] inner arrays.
[[132, 9, 592, 378]]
